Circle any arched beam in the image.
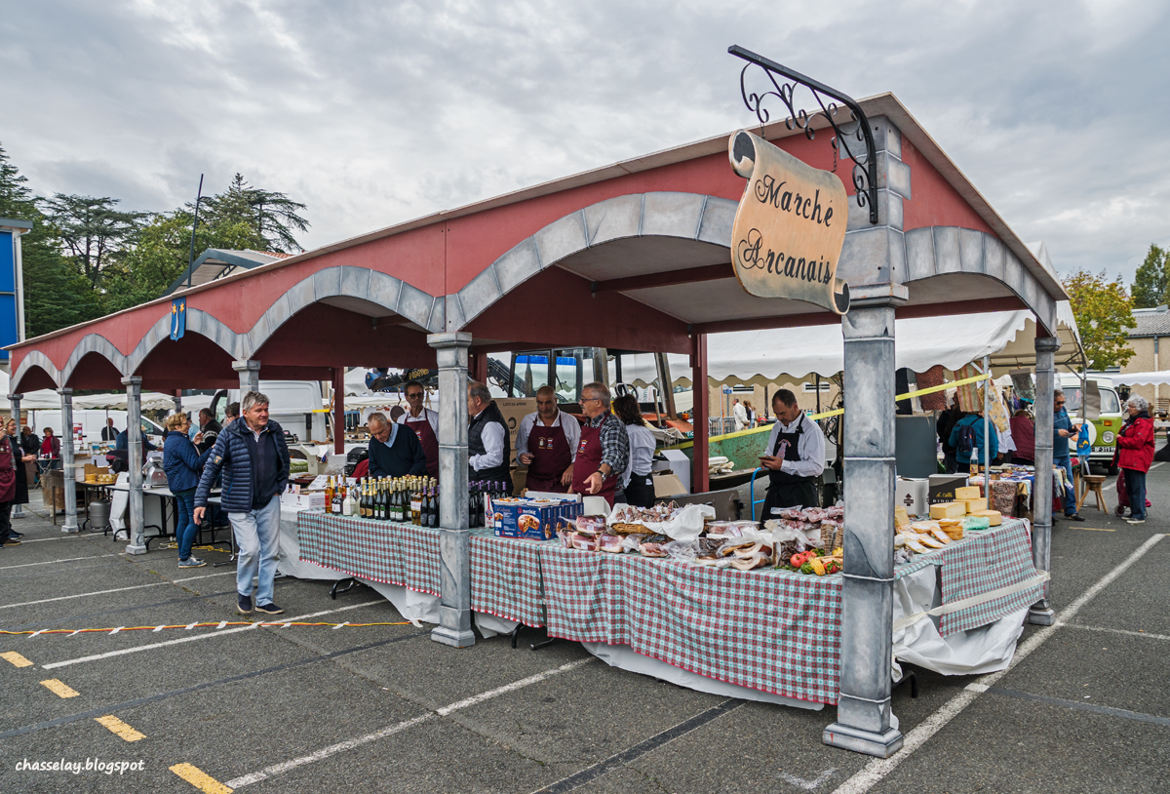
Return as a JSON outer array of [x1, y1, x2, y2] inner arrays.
[[904, 226, 1058, 334], [445, 192, 738, 331], [60, 334, 128, 385], [12, 351, 61, 391], [242, 266, 440, 357]]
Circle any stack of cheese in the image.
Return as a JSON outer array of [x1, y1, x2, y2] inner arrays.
[[895, 520, 956, 553], [928, 484, 1002, 526]]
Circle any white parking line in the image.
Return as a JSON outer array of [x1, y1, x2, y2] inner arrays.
[[831, 533, 1165, 794], [41, 600, 385, 670], [226, 658, 594, 788], [0, 571, 235, 610], [0, 553, 120, 570], [1059, 622, 1170, 642]]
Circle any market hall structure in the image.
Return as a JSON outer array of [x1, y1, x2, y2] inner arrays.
[[7, 92, 1068, 757]]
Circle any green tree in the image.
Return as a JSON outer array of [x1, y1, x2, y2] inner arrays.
[[1063, 270, 1136, 370], [1131, 244, 1169, 308], [0, 144, 104, 338], [101, 211, 266, 314], [198, 173, 309, 253], [39, 193, 145, 288]]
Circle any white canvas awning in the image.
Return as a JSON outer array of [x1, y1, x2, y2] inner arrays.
[[1113, 370, 1170, 387], [622, 303, 1083, 387]]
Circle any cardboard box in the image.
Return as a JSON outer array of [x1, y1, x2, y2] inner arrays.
[[894, 477, 930, 517], [652, 472, 687, 498], [493, 497, 583, 540], [928, 474, 969, 504], [495, 398, 538, 452]]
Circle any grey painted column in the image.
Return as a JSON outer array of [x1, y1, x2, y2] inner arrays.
[[8, 393, 23, 518], [427, 331, 474, 648], [233, 359, 261, 395], [823, 296, 904, 757], [1029, 336, 1057, 624], [123, 376, 147, 555], [172, 392, 182, 415], [59, 388, 80, 532]]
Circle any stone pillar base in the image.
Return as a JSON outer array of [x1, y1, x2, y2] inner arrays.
[[124, 543, 148, 555], [61, 524, 79, 534], [1027, 604, 1055, 625], [823, 722, 904, 757], [431, 625, 475, 648]]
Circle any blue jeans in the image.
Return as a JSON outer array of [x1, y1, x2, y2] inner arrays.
[[1054, 455, 1077, 515], [1124, 468, 1147, 520], [229, 494, 281, 604], [173, 488, 197, 560]]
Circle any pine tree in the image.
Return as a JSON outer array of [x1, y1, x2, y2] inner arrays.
[[1131, 244, 1169, 308]]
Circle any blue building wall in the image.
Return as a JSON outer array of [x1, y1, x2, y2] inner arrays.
[[0, 230, 18, 360]]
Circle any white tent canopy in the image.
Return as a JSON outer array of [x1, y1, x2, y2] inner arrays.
[[623, 303, 1083, 387], [0, 370, 213, 414], [1113, 371, 1170, 387]]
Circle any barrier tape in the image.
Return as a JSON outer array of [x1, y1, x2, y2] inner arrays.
[[668, 371, 993, 446], [1, 620, 411, 637]]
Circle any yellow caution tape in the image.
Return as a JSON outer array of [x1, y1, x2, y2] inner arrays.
[[666, 372, 993, 447], [0, 620, 411, 636]]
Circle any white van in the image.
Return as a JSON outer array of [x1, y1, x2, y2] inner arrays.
[[206, 381, 326, 443], [25, 409, 165, 447]]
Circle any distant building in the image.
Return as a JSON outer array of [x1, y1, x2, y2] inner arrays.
[[1121, 305, 1170, 406]]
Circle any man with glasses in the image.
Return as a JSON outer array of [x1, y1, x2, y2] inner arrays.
[[516, 385, 580, 493], [1053, 389, 1085, 521], [397, 380, 439, 477], [367, 412, 426, 479], [570, 382, 629, 506]]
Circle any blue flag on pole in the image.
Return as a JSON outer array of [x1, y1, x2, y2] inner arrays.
[[170, 298, 186, 340]]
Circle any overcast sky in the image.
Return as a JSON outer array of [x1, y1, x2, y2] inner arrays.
[[2, 0, 1166, 280]]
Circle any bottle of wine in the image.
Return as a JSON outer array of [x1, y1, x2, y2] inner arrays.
[[410, 481, 421, 524], [342, 482, 354, 516], [324, 476, 334, 514]]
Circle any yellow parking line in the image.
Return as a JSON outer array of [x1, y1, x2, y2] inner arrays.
[[1, 651, 33, 667], [40, 678, 80, 698], [95, 714, 146, 742], [170, 762, 234, 793]]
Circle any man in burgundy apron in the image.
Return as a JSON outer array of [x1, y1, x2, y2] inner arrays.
[[759, 389, 825, 519], [570, 382, 629, 507], [398, 381, 439, 478], [517, 385, 580, 492]]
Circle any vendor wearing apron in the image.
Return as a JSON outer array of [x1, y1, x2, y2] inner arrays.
[[516, 385, 579, 492], [468, 381, 512, 490], [398, 380, 440, 478], [570, 382, 629, 507], [760, 389, 825, 518]]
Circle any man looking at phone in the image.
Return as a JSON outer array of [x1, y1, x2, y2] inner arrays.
[[759, 389, 825, 517]]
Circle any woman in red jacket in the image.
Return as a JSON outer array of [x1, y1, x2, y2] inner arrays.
[[1116, 395, 1155, 524]]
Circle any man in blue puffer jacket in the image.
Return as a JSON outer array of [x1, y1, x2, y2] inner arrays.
[[194, 391, 290, 616]]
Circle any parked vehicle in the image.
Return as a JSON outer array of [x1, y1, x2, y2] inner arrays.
[[25, 409, 165, 447], [1059, 373, 1123, 473], [206, 381, 327, 443]]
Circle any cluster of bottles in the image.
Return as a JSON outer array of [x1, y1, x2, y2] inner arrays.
[[468, 480, 512, 528], [324, 475, 441, 527]]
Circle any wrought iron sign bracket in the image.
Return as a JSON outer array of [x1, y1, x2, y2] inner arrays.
[[729, 45, 879, 225]]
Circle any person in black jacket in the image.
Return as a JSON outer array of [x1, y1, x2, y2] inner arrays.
[[467, 381, 511, 489], [366, 412, 426, 478], [936, 393, 962, 474], [193, 391, 290, 617]]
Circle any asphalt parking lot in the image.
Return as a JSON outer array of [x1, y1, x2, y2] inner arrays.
[[1, 470, 1168, 794]]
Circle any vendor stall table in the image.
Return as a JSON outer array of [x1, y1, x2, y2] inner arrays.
[[296, 512, 1045, 706]]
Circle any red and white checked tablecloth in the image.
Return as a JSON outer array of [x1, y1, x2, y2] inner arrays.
[[469, 531, 546, 627], [297, 512, 441, 596], [539, 546, 844, 704], [929, 518, 1045, 635]]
